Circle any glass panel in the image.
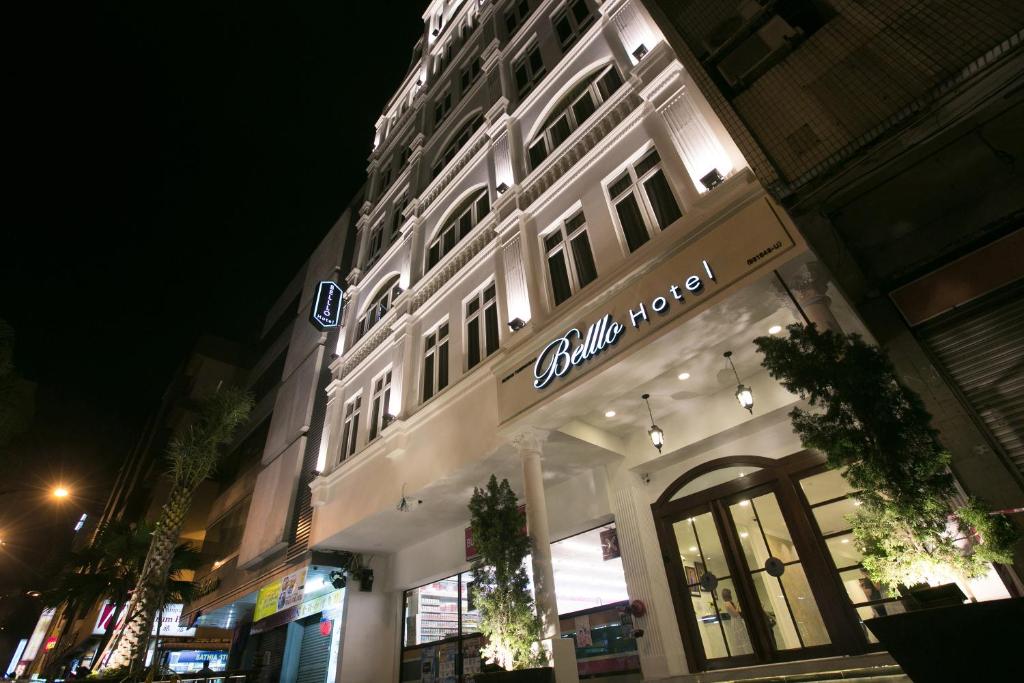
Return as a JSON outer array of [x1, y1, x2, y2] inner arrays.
[[529, 47, 544, 74], [810, 497, 859, 536], [438, 342, 449, 391], [608, 172, 632, 198], [615, 194, 650, 252], [839, 567, 896, 605], [529, 138, 548, 168], [476, 191, 489, 219], [825, 533, 862, 569], [459, 211, 473, 239], [671, 467, 762, 501], [644, 170, 682, 229], [571, 91, 596, 125], [467, 318, 481, 369], [484, 305, 499, 356], [548, 252, 573, 305], [466, 298, 480, 315], [550, 524, 629, 614], [571, 0, 590, 23], [711, 578, 755, 658], [549, 114, 572, 147], [460, 573, 480, 635], [404, 578, 460, 646], [544, 231, 563, 251], [777, 564, 830, 646], [442, 225, 456, 252], [598, 67, 623, 99], [749, 570, 803, 650], [635, 148, 661, 175], [570, 232, 597, 288], [800, 469, 856, 504], [423, 354, 434, 400], [555, 15, 573, 44], [732, 494, 799, 565], [565, 211, 586, 231]]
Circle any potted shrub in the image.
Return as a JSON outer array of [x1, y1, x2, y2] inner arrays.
[[755, 324, 1020, 680], [468, 475, 552, 683]]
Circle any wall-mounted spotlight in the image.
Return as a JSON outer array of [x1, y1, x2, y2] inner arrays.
[[496, 182, 509, 195], [724, 351, 754, 413], [700, 168, 725, 191], [632, 44, 649, 61], [508, 317, 526, 332], [642, 393, 664, 453], [329, 570, 347, 590]]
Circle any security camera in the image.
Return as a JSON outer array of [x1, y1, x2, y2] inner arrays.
[[329, 570, 347, 590]]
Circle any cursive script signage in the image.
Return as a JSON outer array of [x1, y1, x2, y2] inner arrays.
[[310, 281, 344, 330], [533, 260, 716, 389]]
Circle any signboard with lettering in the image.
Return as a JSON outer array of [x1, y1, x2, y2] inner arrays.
[[253, 567, 308, 622], [497, 196, 802, 422], [310, 281, 344, 330]]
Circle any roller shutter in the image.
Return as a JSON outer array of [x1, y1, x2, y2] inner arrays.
[[295, 615, 332, 683], [919, 281, 1024, 477]]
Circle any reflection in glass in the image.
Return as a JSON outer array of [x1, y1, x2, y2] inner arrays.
[[799, 469, 855, 504], [778, 564, 830, 646], [825, 533, 863, 569], [811, 497, 860, 536]]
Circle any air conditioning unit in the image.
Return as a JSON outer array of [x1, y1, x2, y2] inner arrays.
[[717, 15, 800, 87]]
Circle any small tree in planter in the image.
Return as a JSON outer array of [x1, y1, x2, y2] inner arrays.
[[754, 324, 1017, 593], [469, 475, 546, 674]]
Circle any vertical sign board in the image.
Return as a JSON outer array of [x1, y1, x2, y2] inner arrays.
[[310, 281, 344, 330]]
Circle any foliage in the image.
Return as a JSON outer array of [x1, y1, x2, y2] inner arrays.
[[754, 323, 1018, 592], [168, 385, 254, 487], [469, 475, 545, 671], [0, 317, 35, 451]]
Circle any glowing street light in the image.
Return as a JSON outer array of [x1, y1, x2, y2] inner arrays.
[[52, 486, 70, 499]]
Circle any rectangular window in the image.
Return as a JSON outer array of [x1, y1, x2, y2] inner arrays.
[[504, 0, 531, 37], [466, 283, 499, 369], [391, 194, 408, 237], [513, 44, 545, 99], [422, 321, 450, 402], [460, 57, 482, 93], [608, 148, 683, 252], [368, 370, 393, 441], [552, 0, 593, 52], [434, 90, 452, 125], [544, 210, 597, 305], [366, 224, 384, 267], [340, 395, 362, 460]]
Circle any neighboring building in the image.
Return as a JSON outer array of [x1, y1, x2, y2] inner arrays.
[[639, 0, 1024, 580], [299, 1, 1014, 682], [179, 195, 359, 682], [30, 336, 248, 677]]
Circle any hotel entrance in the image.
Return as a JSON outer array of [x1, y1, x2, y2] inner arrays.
[[654, 453, 880, 672]]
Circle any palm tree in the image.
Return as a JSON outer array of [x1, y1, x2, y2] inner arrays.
[[99, 386, 252, 672], [44, 521, 207, 669]]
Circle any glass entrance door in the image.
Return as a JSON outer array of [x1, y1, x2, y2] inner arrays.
[[663, 483, 835, 669]]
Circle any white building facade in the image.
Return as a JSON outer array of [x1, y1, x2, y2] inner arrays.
[[308, 1, 963, 681]]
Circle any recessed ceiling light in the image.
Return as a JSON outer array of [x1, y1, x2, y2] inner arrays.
[[689, 546, 697, 552], [604, 410, 616, 418], [740, 531, 749, 538], [677, 372, 690, 380], [841, 538, 850, 544], [769, 325, 783, 334], [739, 500, 749, 507]]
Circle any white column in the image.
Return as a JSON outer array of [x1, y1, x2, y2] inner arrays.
[[514, 428, 559, 637], [607, 466, 688, 677], [501, 228, 532, 324], [796, 262, 842, 333], [659, 86, 733, 194]]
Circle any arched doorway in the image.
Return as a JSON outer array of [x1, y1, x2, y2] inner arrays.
[[653, 452, 880, 672]]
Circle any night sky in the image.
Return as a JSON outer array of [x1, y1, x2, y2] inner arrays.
[[1, 0, 424, 626]]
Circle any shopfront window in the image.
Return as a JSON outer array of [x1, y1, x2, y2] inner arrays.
[[798, 468, 906, 643]]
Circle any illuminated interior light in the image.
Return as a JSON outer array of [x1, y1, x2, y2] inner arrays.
[[677, 372, 690, 380], [604, 410, 616, 418], [768, 324, 783, 335]]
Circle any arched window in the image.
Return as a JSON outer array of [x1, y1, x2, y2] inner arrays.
[[433, 114, 485, 178], [425, 188, 491, 272], [356, 275, 402, 341], [527, 63, 623, 170]]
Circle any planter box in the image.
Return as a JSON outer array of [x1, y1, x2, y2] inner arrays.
[[865, 597, 1023, 681], [471, 667, 555, 683]]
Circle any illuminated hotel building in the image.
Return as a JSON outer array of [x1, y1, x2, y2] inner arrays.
[[296, 0, 1015, 681], [169, 1, 1022, 683]]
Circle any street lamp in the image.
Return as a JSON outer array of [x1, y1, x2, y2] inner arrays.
[[52, 486, 70, 499]]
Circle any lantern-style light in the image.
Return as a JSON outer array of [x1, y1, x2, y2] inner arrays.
[[724, 351, 754, 414], [642, 393, 664, 453]]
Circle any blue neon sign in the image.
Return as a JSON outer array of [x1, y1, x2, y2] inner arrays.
[[310, 281, 344, 330]]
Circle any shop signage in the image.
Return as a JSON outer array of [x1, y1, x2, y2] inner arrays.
[[93, 601, 116, 635], [309, 281, 344, 330], [254, 567, 308, 622], [21, 608, 55, 662], [43, 637, 57, 652], [533, 260, 717, 389]]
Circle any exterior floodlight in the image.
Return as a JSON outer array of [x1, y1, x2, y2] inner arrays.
[[700, 168, 725, 190], [508, 317, 526, 332], [632, 44, 649, 60]]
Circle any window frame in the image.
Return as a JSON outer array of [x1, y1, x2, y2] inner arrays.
[[542, 209, 597, 306], [434, 89, 453, 125], [432, 114, 485, 179], [464, 282, 500, 370], [460, 57, 482, 94], [368, 368, 393, 442], [339, 393, 362, 461], [425, 188, 491, 272], [356, 276, 402, 341], [421, 319, 451, 403], [512, 42, 546, 99], [551, 0, 594, 53], [606, 146, 683, 253], [526, 63, 623, 170], [365, 222, 385, 268], [504, 0, 531, 38]]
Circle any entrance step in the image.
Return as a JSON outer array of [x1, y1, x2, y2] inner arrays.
[[658, 653, 906, 683]]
